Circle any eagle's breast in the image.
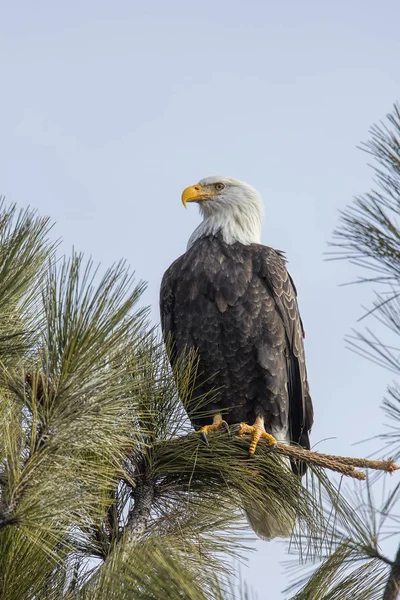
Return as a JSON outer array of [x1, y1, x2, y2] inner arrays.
[[161, 234, 290, 431]]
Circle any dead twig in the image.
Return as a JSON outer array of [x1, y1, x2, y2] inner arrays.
[[255, 437, 399, 480]]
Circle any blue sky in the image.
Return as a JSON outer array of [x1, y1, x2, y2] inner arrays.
[[1, 1, 400, 596]]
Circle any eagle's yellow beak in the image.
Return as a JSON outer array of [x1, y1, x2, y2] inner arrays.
[[181, 184, 213, 208]]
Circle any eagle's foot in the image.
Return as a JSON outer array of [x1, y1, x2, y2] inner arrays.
[[197, 414, 230, 445], [235, 418, 277, 455]]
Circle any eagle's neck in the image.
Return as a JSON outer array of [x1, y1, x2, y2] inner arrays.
[[187, 210, 262, 249]]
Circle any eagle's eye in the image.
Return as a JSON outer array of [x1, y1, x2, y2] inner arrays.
[[215, 182, 225, 191]]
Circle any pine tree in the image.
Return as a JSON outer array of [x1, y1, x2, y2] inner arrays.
[[0, 199, 338, 600]]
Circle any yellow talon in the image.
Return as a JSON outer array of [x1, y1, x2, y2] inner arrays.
[[236, 417, 277, 455], [198, 418, 229, 436], [197, 414, 229, 443]]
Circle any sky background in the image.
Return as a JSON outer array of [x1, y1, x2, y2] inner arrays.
[[1, 1, 400, 596]]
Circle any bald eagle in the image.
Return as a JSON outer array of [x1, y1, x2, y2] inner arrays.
[[160, 176, 314, 539]]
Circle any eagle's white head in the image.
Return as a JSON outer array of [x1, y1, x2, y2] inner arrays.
[[182, 176, 264, 249]]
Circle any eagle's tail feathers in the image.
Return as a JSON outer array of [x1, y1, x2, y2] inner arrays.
[[245, 503, 295, 540]]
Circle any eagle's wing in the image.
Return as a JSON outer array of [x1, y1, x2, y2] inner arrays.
[[160, 257, 179, 364], [160, 254, 196, 369], [254, 247, 313, 469]]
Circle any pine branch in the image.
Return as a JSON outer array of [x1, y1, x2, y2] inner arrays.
[[158, 433, 399, 480], [126, 469, 154, 543], [272, 440, 398, 480], [383, 545, 400, 600]]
